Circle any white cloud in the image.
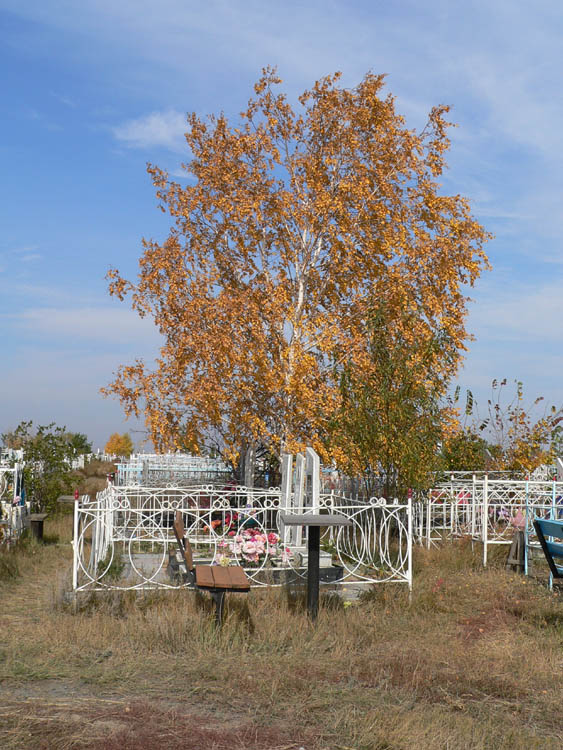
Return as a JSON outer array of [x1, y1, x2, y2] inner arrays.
[[10, 244, 40, 255], [50, 91, 77, 108], [468, 279, 563, 344], [112, 109, 187, 151], [0, 347, 149, 449], [12, 305, 163, 347]]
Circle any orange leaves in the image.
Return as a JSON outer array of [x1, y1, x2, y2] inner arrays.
[[105, 433, 134, 457], [104, 69, 490, 465]]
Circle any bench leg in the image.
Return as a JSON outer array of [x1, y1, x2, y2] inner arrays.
[[211, 590, 225, 627]]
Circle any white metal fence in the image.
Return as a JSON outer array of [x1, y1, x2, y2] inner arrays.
[[72, 483, 412, 593], [114, 453, 232, 486], [415, 476, 563, 568], [0, 464, 26, 545]]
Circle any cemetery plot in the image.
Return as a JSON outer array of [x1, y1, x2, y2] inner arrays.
[[73, 450, 412, 593]]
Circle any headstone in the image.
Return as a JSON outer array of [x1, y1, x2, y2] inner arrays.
[[292, 454, 306, 547], [280, 453, 294, 548], [305, 447, 320, 513]]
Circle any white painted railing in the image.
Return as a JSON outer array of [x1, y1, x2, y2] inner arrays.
[[0, 464, 26, 546], [416, 477, 563, 568], [72, 484, 412, 592]]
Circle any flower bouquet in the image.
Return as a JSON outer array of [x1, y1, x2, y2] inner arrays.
[[217, 528, 291, 568]]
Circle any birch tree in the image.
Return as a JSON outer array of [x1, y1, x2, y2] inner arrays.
[[105, 68, 490, 465]]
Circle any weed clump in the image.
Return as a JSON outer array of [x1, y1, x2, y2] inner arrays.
[[0, 548, 20, 581]]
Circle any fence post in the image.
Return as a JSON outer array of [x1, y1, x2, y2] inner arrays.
[[72, 498, 79, 591], [524, 477, 529, 576], [483, 474, 489, 567], [550, 478, 556, 590], [407, 494, 413, 591], [471, 474, 476, 538]]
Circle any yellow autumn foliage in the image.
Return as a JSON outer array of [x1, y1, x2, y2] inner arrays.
[[103, 68, 490, 465]]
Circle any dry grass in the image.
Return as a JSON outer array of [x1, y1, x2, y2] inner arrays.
[[1, 518, 563, 749], [73, 460, 116, 499]]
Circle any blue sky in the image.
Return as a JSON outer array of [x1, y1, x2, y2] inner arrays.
[[1, 0, 562, 450]]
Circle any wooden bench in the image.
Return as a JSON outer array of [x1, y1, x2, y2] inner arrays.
[[172, 511, 250, 625], [533, 518, 563, 579]]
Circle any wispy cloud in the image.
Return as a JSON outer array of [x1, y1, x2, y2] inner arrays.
[[50, 91, 77, 108], [0, 245, 42, 270], [468, 278, 563, 344], [27, 108, 62, 131], [10, 244, 40, 255], [112, 109, 187, 151], [13, 305, 162, 346]]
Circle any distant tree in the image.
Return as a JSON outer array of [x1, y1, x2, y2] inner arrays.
[[447, 380, 563, 473], [1, 421, 75, 513], [66, 432, 92, 455], [2, 429, 25, 450], [440, 429, 491, 472], [478, 380, 563, 472], [105, 433, 134, 457]]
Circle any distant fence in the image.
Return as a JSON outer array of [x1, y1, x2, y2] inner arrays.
[[415, 477, 563, 568], [114, 453, 232, 486], [0, 464, 26, 545]]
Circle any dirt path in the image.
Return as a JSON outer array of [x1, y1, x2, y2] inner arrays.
[[0, 694, 310, 750]]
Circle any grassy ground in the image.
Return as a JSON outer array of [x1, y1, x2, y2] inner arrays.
[[1, 517, 562, 749]]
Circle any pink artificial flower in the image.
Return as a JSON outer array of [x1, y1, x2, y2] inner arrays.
[[228, 530, 235, 537]]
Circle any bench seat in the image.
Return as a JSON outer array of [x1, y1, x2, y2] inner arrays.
[[173, 511, 250, 625], [195, 564, 250, 591], [533, 518, 563, 579]]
